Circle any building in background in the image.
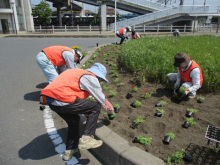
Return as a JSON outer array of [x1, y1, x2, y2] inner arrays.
[[0, 0, 34, 34]]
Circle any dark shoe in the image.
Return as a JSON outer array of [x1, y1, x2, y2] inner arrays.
[[63, 149, 79, 161]]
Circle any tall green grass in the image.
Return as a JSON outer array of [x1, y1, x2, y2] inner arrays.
[[120, 35, 220, 92]]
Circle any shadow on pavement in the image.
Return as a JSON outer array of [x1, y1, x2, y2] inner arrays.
[[18, 128, 90, 164], [36, 82, 48, 89], [24, 91, 41, 102]]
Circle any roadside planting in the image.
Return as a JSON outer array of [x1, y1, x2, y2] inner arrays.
[[83, 37, 220, 163]]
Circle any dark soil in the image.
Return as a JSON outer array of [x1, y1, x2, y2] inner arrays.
[[87, 44, 220, 163]]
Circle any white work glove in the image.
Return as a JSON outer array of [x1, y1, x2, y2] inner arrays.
[[102, 99, 114, 114], [184, 89, 190, 95], [174, 82, 180, 90]]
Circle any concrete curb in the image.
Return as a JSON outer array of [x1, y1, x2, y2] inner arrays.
[[79, 43, 165, 165]]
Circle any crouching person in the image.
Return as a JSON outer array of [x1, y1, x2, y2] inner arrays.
[[40, 63, 114, 161], [166, 52, 203, 99]]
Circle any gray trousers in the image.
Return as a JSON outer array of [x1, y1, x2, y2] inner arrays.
[[49, 98, 101, 150]]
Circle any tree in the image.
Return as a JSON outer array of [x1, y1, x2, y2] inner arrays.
[[32, 1, 52, 25]]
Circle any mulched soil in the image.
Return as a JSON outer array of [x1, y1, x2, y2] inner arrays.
[[87, 44, 220, 164]]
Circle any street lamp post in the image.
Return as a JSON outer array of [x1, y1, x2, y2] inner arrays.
[[115, 0, 117, 44]]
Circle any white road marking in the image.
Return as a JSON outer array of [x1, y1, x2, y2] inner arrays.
[[43, 106, 80, 165]]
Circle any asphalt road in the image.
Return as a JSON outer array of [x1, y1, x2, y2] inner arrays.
[[0, 37, 114, 164]]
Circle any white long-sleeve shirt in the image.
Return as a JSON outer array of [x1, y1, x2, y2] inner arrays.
[[176, 61, 201, 93], [51, 74, 105, 106]]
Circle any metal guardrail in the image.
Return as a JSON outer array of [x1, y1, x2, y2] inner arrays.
[[34, 24, 218, 33], [110, 5, 210, 31]]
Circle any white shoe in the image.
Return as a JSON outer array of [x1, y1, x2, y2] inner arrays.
[[63, 149, 79, 161], [78, 136, 103, 150]]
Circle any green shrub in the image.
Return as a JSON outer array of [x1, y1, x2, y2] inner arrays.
[[134, 116, 145, 124], [187, 108, 199, 114], [186, 117, 196, 126], [136, 136, 151, 146], [114, 78, 119, 83], [167, 149, 185, 165], [143, 91, 151, 99], [120, 35, 220, 92], [157, 108, 164, 116], [159, 100, 167, 106], [113, 103, 120, 108], [118, 82, 125, 87], [165, 132, 175, 140]]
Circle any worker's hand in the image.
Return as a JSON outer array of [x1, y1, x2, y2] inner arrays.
[[174, 82, 180, 90], [102, 99, 114, 114]]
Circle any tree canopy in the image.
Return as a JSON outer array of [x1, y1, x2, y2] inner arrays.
[[32, 1, 52, 24]]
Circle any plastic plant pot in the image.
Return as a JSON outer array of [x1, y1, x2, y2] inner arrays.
[[186, 111, 193, 117], [131, 122, 138, 129], [197, 98, 204, 103], [183, 121, 190, 128], [108, 112, 115, 120], [155, 102, 162, 107], [183, 153, 193, 163], [114, 107, 120, 113], [155, 111, 162, 117], [163, 136, 171, 144], [132, 137, 139, 143], [126, 93, 133, 99]]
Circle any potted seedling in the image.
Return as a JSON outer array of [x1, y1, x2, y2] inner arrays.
[[183, 117, 196, 128], [132, 85, 138, 92], [186, 108, 198, 117], [183, 153, 193, 163], [108, 112, 116, 120], [131, 100, 142, 108], [177, 86, 187, 99], [109, 90, 117, 97], [133, 135, 151, 146], [155, 100, 167, 107], [155, 108, 164, 117], [167, 149, 186, 164], [164, 132, 175, 144], [197, 96, 205, 103], [143, 90, 151, 99], [126, 93, 133, 99], [113, 103, 120, 113], [131, 116, 145, 129]]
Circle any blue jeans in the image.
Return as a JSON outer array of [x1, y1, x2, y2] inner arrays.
[[36, 52, 58, 83]]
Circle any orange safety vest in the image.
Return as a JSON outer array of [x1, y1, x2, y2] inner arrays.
[[132, 32, 139, 39], [178, 61, 203, 85], [118, 28, 126, 35], [41, 69, 97, 103], [42, 46, 73, 66]]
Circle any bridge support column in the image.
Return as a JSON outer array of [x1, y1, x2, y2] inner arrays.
[[57, 5, 62, 27], [100, 3, 107, 31], [192, 17, 198, 33]]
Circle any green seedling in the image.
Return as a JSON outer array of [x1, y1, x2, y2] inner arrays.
[[118, 83, 125, 87], [136, 136, 151, 146], [143, 92, 151, 99], [110, 69, 116, 74], [103, 85, 110, 91], [109, 90, 117, 97], [113, 103, 120, 108], [186, 117, 196, 126], [133, 100, 142, 107], [114, 78, 119, 83], [179, 86, 187, 94], [134, 116, 145, 124], [159, 100, 167, 106], [187, 108, 199, 114], [167, 149, 186, 165], [132, 85, 138, 92], [165, 132, 175, 140], [111, 72, 119, 78], [100, 81, 104, 86]]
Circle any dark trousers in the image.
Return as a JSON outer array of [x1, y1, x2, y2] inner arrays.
[[116, 33, 125, 45], [49, 98, 101, 150]]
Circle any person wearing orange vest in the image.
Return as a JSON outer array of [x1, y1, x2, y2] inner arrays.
[[116, 26, 131, 45], [131, 31, 140, 39], [40, 63, 114, 161], [36, 45, 83, 83], [166, 52, 203, 98]]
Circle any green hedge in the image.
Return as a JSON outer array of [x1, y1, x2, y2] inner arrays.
[[120, 35, 220, 93]]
